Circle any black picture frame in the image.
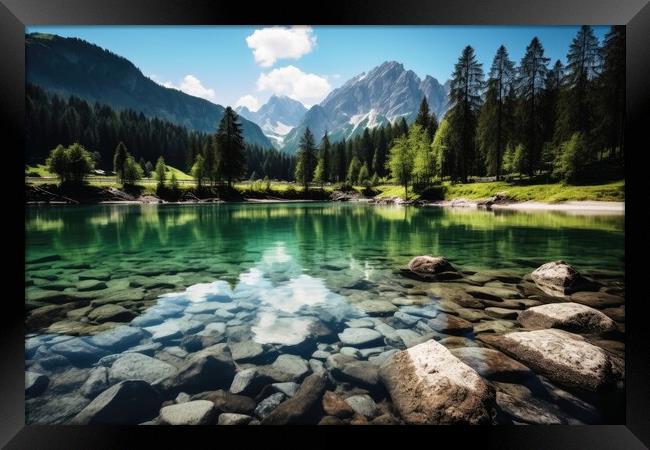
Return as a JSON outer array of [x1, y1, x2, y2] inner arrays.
[[1, 0, 648, 447]]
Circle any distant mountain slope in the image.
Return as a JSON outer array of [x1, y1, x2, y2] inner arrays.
[[25, 32, 273, 149], [281, 61, 449, 154], [236, 95, 307, 148]]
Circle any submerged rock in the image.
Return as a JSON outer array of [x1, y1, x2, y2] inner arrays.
[[518, 302, 617, 333], [344, 394, 378, 420], [378, 339, 495, 424], [261, 373, 327, 424], [159, 400, 215, 425], [87, 326, 147, 351], [87, 304, 136, 323], [25, 371, 49, 397], [71, 380, 161, 425], [322, 391, 355, 418], [218, 413, 253, 425], [481, 329, 615, 391], [338, 328, 384, 347], [109, 353, 178, 384], [254, 392, 285, 419]]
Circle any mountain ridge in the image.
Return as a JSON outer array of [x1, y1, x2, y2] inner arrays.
[[25, 33, 274, 149]]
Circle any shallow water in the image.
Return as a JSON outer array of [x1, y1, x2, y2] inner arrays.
[[24, 203, 625, 424]]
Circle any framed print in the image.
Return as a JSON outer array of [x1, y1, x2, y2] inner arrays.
[[1, 0, 648, 447]]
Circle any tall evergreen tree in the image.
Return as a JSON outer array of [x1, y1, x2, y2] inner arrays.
[[295, 127, 317, 190], [113, 141, 128, 182], [564, 25, 601, 134], [477, 45, 515, 179], [447, 45, 484, 182], [215, 107, 246, 187], [372, 128, 388, 178], [319, 131, 331, 184], [361, 128, 374, 167], [517, 37, 550, 176], [599, 26, 625, 160]]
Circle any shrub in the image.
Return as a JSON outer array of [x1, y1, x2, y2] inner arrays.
[[46, 143, 94, 184]]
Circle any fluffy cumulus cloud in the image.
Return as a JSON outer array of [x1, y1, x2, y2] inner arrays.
[[256, 65, 331, 106], [246, 26, 316, 67], [234, 94, 261, 111], [152, 74, 216, 102]]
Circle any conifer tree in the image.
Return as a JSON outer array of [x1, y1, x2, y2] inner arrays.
[[215, 107, 246, 187], [295, 127, 317, 190]]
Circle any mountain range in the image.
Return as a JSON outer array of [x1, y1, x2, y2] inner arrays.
[[235, 95, 307, 148], [25, 33, 273, 149], [280, 61, 449, 154], [26, 33, 450, 157]]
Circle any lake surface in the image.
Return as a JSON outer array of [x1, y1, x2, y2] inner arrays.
[[25, 202, 625, 425]]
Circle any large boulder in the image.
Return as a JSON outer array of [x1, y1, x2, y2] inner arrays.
[[405, 256, 457, 281], [261, 373, 328, 424], [518, 302, 617, 334], [71, 380, 161, 424], [87, 325, 147, 351], [530, 261, 594, 297], [49, 338, 110, 365], [378, 339, 495, 424], [481, 329, 614, 391], [159, 400, 215, 425], [201, 390, 256, 415]]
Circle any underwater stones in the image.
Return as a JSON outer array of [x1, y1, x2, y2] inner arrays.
[[345, 318, 374, 328], [531, 261, 595, 297], [485, 307, 519, 320], [78, 271, 111, 281], [71, 380, 161, 425], [218, 413, 253, 425], [89, 288, 146, 306], [254, 392, 286, 419], [481, 329, 615, 391], [386, 329, 432, 349], [356, 300, 398, 316], [123, 342, 162, 356], [322, 391, 355, 418], [569, 291, 624, 308], [496, 391, 567, 425], [50, 338, 110, 365], [27, 304, 77, 330], [25, 371, 49, 397], [159, 344, 236, 396], [109, 353, 178, 384], [393, 311, 420, 326], [87, 304, 136, 323], [455, 308, 491, 322], [450, 347, 534, 382], [185, 302, 223, 314], [425, 313, 473, 335], [229, 368, 272, 397], [474, 320, 518, 334], [398, 305, 438, 319], [518, 302, 617, 334], [379, 339, 495, 425], [145, 322, 183, 343], [344, 394, 378, 420], [204, 390, 257, 415], [87, 325, 147, 350], [77, 280, 108, 292], [338, 328, 384, 347], [269, 354, 310, 382], [467, 286, 522, 301], [28, 254, 62, 264], [26, 289, 73, 304], [81, 366, 110, 398], [261, 373, 327, 425], [229, 341, 268, 364], [160, 400, 215, 425]]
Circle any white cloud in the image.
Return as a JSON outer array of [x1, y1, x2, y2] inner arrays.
[[246, 26, 316, 67], [235, 94, 261, 112], [150, 74, 216, 102], [256, 65, 331, 106]]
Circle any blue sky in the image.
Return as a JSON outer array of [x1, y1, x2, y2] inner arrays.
[[27, 25, 609, 110]]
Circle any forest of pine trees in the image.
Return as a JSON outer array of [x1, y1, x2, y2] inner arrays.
[[28, 26, 624, 190]]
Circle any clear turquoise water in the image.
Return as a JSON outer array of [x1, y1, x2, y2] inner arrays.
[[24, 202, 625, 425]]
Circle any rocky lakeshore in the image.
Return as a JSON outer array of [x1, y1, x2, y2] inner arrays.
[[25, 254, 625, 425]]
